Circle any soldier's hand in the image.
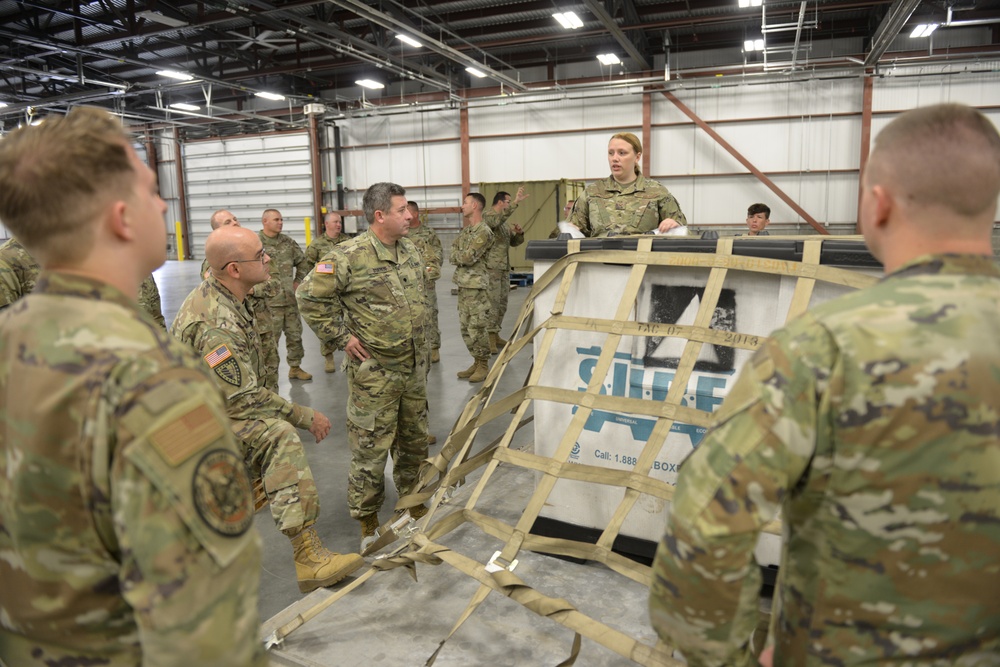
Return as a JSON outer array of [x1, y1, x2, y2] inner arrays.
[[512, 223, 523, 234], [309, 411, 332, 442], [345, 335, 370, 362], [758, 645, 774, 667], [657, 218, 681, 232], [514, 186, 528, 203]]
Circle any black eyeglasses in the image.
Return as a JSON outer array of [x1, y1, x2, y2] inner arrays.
[[219, 249, 266, 271]]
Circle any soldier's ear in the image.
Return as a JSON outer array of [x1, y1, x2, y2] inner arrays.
[[107, 199, 135, 242]]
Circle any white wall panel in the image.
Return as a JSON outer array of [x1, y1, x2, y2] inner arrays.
[[182, 132, 312, 258]]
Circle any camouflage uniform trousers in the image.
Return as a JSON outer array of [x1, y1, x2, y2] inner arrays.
[[425, 278, 441, 351], [458, 287, 492, 359], [345, 357, 429, 519], [486, 268, 510, 334], [250, 294, 279, 392], [234, 417, 319, 535], [270, 302, 305, 368]]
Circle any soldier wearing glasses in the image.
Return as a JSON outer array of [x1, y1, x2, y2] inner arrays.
[[172, 225, 363, 595]]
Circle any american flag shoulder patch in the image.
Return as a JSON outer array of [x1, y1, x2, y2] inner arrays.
[[204, 344, 232, 368], [316, 262, 335, 274]]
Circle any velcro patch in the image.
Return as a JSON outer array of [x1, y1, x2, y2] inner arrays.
[[204, 344, 232, 368], [316, 262, 335, 274], [213, 357, 242, 387], [149, 404, 225, 466], [192, 449, 253, 537]]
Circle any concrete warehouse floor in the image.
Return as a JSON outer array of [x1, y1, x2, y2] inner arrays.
[[154, 254, 657, 666]]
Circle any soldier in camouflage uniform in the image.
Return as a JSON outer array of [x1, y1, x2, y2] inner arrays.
[[483, 189, 527, 353], [305, 212, 352, 372], [259, 208, 313, 381], [199, 209, 281, 392], [0, 107, 266, 666], [406, 200, 443, 363], [298, 182, 430, 542], [0, 237, 40, 310], [451, 192, 494, 383], [569, 132, 686, 237], [138, 274, 166, 327], [649, 104, 1000, 666], [172, 225, 363, 593]]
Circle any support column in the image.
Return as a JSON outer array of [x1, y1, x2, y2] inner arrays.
[[856, 74, 875, 233]]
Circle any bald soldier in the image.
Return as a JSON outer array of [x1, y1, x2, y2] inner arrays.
[[304, 212, 352, 373], [649, 104, 1000, 665], [172, 225, 363, 593], [200, 209, 280, 392], [0, 107, 265, 665]]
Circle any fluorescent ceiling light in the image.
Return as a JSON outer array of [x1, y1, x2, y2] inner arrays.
[[596, 53, 621, 65], [396, 34, 422, 48], [909, 23, 939, 38], [743, 38, 765, 51], [30, 119, 44, 126], [255, 91, 286, 101], [738, 0, 763, 7], [136, 10, 187, 27], [0, 102, 8, 109], [356, 79, 385, 89], [465, 67, 487, 78], [553, 12, 584, 29], [170, 102, 200, 111], [156, 69, 194, 81]]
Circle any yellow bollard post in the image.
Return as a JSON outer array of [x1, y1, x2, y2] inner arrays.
[[304, 216, 312, 247], [175, 221, 184, 261]]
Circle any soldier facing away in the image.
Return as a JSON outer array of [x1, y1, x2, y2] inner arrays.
[[0, 107, 266, 666], [298, 182, 431, 545], [649, 104, 1000, 665], [172, 225, 363, 593], [405, 200, 443, 365]]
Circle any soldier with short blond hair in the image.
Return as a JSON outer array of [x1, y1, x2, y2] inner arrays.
[[0, 107, 266, 666]]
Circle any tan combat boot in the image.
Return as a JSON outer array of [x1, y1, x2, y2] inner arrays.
[[289, 527, 364, 593], [488, 334, 499, 354], [288, 366, 313, 381], [324, 354, 337, 373], [494, 334, 509, 349], [430, 349, 440, 364], [427, 434, 437, 445], [456, 359, 478, 379], [468, 358, 490, 383]]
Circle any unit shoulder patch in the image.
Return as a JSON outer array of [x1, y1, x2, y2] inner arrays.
[[213, 357, 242, 387], [192, 449, 254, 537]]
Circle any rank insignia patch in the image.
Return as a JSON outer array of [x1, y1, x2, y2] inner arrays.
[[192, 449, 253, 537], [213, 357, 242, 387]]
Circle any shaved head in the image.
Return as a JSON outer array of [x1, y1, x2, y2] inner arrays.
[[210, 209, 240, 230], [206, 226, 259, 272], [866, 104, 1000, 221]]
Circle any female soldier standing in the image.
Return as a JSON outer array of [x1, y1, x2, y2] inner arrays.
[[569, 132, 687, 237]]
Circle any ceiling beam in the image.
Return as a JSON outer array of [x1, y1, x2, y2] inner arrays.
[[864, 0, 922, 66], [582, 0, 652, 70]]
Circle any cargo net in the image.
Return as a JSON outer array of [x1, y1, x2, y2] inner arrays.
[[268, 236, 879, 664]]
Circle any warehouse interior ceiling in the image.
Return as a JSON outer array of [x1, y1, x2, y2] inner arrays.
[[2, 0, 999, 137]]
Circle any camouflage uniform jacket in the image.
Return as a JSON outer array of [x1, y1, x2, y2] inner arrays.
[[649, 254, 1000, 666], [258, 230, 308, 307], [406, 223, 444, 284], [304, 232, 351, 267], [171, 274, 314, 430], [0, 272, 265, 667], [0, 238, 40, 310], [569, 174, 687, 237], [139, 275, 166, 328], [297, 231, 427, 373], [484, 221, 525, 272], [450, 222, 493, 289]]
